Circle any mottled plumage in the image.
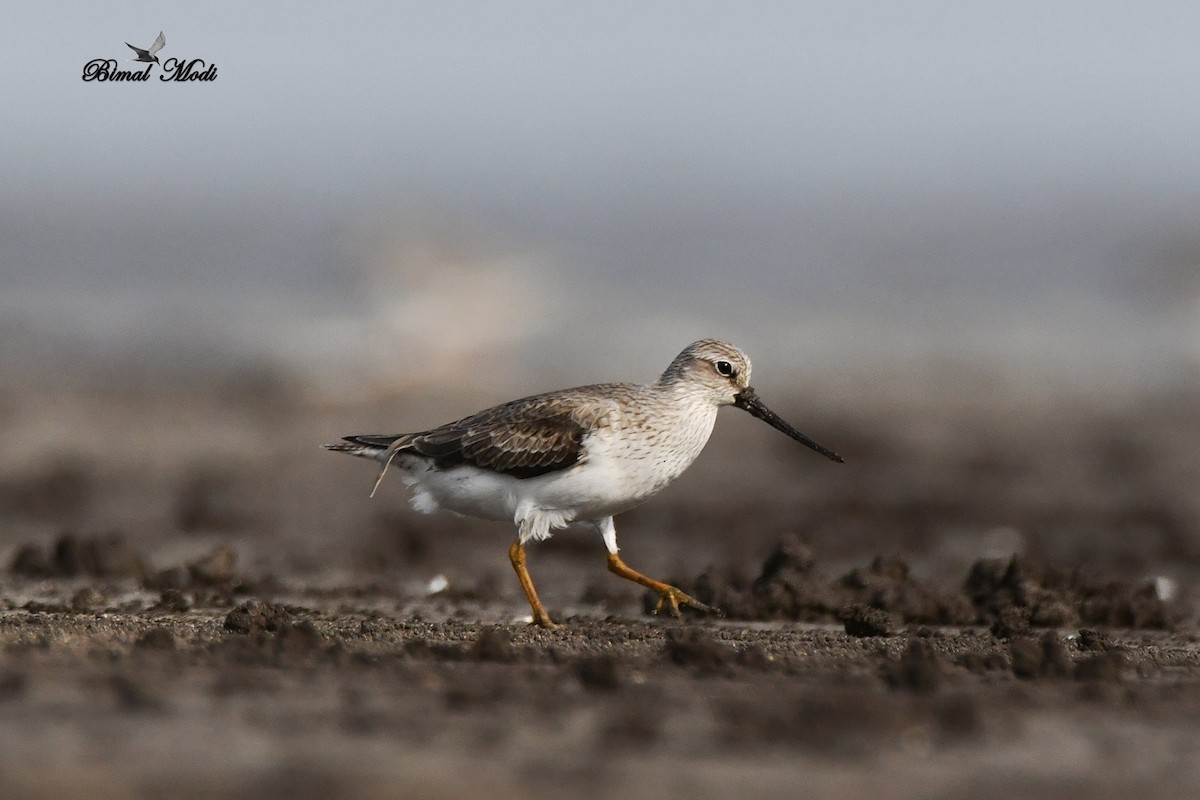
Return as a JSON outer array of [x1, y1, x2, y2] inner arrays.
[[340, 387, 618, 479], [325, 339, 842, 627]]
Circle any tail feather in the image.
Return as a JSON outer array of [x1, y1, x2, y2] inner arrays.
[[347, 434, 403, 449], [323, 434, 411, 497], [323, 434, 403, 455]]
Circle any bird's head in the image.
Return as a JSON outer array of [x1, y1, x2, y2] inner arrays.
[[660, 339, 843, 463], [660, 339, 752, 403]]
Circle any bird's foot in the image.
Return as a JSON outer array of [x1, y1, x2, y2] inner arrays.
[[606, 552, 721, 620], [530, 609, 559, 629], [650, 585, 721, 619]]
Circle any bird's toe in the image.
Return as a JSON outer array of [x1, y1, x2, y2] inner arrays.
[[652, 586, 719, 619]]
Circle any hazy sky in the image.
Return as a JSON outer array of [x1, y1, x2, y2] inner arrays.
[[8, 3, 1200, 200], [5, 3, 1200, 381]]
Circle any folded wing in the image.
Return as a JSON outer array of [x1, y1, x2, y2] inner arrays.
[[414, 390, 611, 477]]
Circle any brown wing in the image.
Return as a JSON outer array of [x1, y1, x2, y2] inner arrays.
[[407, 389, 614, 479]]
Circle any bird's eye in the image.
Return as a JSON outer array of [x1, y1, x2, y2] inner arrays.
[[715, 360, 735, 377]]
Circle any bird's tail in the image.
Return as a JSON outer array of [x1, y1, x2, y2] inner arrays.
[[323, 434, 402, 459], [323, 434, 410, 497]]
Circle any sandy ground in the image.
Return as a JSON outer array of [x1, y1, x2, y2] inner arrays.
[[1, 372, 1198, 799]]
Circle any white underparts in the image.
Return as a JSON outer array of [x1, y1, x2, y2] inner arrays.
[[516, 502, 575, 544], [393, 464, 440, 514]]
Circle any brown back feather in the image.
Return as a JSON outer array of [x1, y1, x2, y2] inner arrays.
[[402, 386, 619, 478]]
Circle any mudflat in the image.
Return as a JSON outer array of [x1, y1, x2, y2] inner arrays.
[[1, 376, 1197, 799]]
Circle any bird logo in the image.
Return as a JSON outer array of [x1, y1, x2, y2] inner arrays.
[[125, 31, 166, 64]]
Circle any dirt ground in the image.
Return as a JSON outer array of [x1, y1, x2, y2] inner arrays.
[[1, 371, 1199, 799]]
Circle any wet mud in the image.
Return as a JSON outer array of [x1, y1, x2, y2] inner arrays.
[[1, 383, 1199, 798]]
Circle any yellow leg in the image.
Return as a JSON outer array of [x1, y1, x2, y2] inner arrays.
[[508, 541, 557, 629], [606, 552, 719, 618]]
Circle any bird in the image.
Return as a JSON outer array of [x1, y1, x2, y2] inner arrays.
[[126, 31, 166, 63], [325, 339, 843, 628]]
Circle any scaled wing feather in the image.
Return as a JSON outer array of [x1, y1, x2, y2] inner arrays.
[[410, 394, 605, 478]]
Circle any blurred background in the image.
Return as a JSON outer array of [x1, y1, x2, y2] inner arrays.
[[6, 1, 1200, 391], [2, 2, 1199, 594]]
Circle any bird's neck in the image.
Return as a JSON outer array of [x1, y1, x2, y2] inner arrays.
[[652, 376, 715, 407]]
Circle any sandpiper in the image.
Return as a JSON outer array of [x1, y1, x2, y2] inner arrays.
[[325, 340, 843, 627]]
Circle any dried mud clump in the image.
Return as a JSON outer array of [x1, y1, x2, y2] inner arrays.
[[10, 535, 254, 611], [223, 600, 294, 635], [841, 604, 895, 637], [1076, 629, 1117, 651], [837, 556, 976, 626], [687, 535, 972, 626], [153, 589, 192, 613], [9, 533, 146, 581], [134, 626, 178, 651], [1009, 633, 1073, 680], [686, 537, 1178, 632], [967, 556, 1071, 626], [1009, 629, 1130, 683], [219, 602, 327, 663], [187, 546, 239, 585], [685, 535, 825, 620], [70, 586, 105, 611], [144, 545, 242, 592], [965, 555, 1173, 631]]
